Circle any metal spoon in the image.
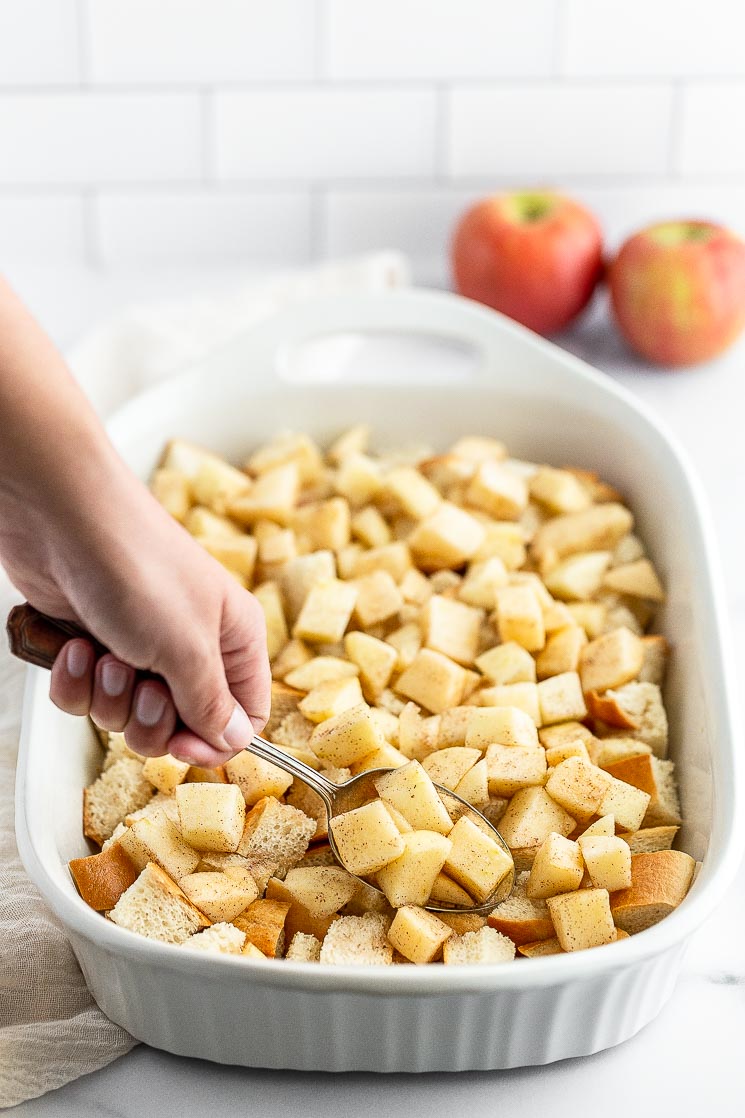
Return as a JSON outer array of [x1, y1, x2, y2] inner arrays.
[[7, 602, 515, 916]]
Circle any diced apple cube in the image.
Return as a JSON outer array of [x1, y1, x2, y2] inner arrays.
[[537, 672, 587, 725], [395, 649, 467, 714], [176, 783, 246, 853], [142, 754, 190, 795], [352, 570, 403, 627], [280, 866, 359, 918], [409, 502, 486, 571], [351, 505, 391, 548], [353, 542, 412, 582], [526, 833, 584, 899], [544, 551, 612, 602], [532, 503, 634, 564], [198, 535, 258, 582], [284, 656, 359, 692], [279, 551, 336, 623], [536, 625, 587, 679], [224, 751, 293, 807], [253, 581, 288, 660], [476, 682, 541, 726], [376, 831, 453, 907], [443, 816, 514, 904], [497, 786, 576, 850], [603, 558, 665, 602], [229, 461, 300, 525], [494, 585, 545, 651], [333, 453, 383, 506], [466, 706, 539, 749], [545, 741, 591, 766], [151, 467, 192, 522], [374, 761, 453, 835], [118, 815, 201, 881], [529, 467, 592, 515], [298, 675, 364, 723], [475, 641, 536, 685], [598, 774, 651, 832], [457, 558, 509, 610], [545, 757, 611, 824], [329, 801, 406, 876], [383, 466, 441, 519], [179, 870, 258, 922], [310, 702, 385, 766], [388, 906, 453, 964], [453, 758, 490, 808], [293, 578, 358, 644], [484, 743, 547, 797], [420, 594, 482, 667], [578, 835, 632, 892], [579, 627, 644, 694], [546, 888, 616, 951], [422, 747, 482, 790], [465, 462, 528, 521]]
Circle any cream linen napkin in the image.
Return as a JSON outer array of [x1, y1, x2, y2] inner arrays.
[[0, 252, 410, 1109]]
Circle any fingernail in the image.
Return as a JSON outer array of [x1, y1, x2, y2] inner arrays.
[[101, 660, 129, 698], [134, 687, 167, 727], [223, 703, 254, 750], [66, 641, 91, 680]]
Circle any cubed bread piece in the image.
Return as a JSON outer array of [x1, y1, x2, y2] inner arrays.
[[233, 898, 290, 957], [237, 797, 316, 872], [465, 461, 528, 521], [526, 833, 584, 899], [374, 761, 453, 835], [179, 870, 259, 922], [443, 926, 516, 965], [494, 585, 545, 652], [310, 702, 385, 766], [69, 845, 139, 911], [109, 862, 210, 944], [603, 754, 681, 828], [579, 627, 644, 695], [118, 814, 201, 881], [618, 826, 679, 854], [183, 923, 246, 955], [487, 869, 554, 945], [577, 836, 632, 892], [536, 626, 587, 680], [224, 750, 293, 807], [142, 754, 191, 795], [545, 757, 612, 824], [330, 801, 406, 876], [596, 682, 669, 758], [83, 758, 154, 846], [485, 743, 547, 797], [293, 578, 358, 644], [497, 787, 576, 851], [532, 503, 633, 563], [253, 581, 289, 659], [103, 731, 144, 770], [388, 906, 453, 964], [376, 831, 453, 907], [176, 783, 246, 853], [421, 595, 482, 667], [603, 558, 665, 602], [546, 888, 616, 952], [466, 706, 539, 749], [409, 502, 486, 571], [518, 937, 564, 957], [610, 850, 695, 933], [423, 747, 482, 791], [285, 932, 322, 962], [395, 649, 468, 714], [544, 551, 612, 602], [638, 635, 669, 686], [344, 631, 398, 700], [284, 656, 359, 692], [320, 913, 393, 965], [443, 816, 513, 904], [298, 675, 364, 723], [537, 672, 587, 726], [590, 736, 653, 767]]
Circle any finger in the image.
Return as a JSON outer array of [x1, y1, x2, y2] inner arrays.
[[123, 679, 177, 758], [90, 655, 136, 732], [159, 637, 253, 755], [50, 639, 95, 717], [167, 729, 239, 769], [220, 591, 272, 736]]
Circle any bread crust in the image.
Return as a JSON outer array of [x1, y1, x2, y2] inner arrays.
[[69, 845, 139, 911], [610, 850, 695, 933]]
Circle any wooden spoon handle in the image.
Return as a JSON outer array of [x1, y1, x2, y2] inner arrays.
[[6, 602, 106, 670]]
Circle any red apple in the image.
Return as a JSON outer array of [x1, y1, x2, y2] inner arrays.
[[609, 220, 745, 367], [450, 190, 603, 335]]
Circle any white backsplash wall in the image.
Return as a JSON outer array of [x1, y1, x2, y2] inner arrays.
[[1, 0, 744, 284]]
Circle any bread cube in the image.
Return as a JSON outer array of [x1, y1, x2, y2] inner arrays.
[[109, 862, 210, 944], [237, 796, 316, 872], [292, 578, 358, 644], [409, 502, 486, 571], [610, 850, 695, 934], [466, 706, 539, 749], [284, 656, 359, 692], [253, 581, 288, 660], [526, 833, 584, 899], [352, 570, 403, 628], [421, 595, 482, 667], [579, 627, 644, 695], [532, 503, 633, 563], [596, 682, 669, 758], [233, 898, 290, 957], [183, 923, 247, 955], [545, 757, 611, 824], [374, 761, 453, 835], [603, 558, 665, 602], [333, 452, 383, 506], [494, 585, 545, 652], [388, 906, 453, 964], [69, 844, 139, 911], [395, 649, 467, 714], [224, 750, 293, 807], [310, 702, 385, 766], [546, 888, 616, 952], [119, 815, 201, 881], [376, 831, 453, 907], [343, 631, 398, 701], [176, 783, 246, 853], [83, 757, 154, 846], [298, 675, 364, 723], [536, 626, 587, 680], [319, 912, 393, 966], [577, 836, 632, 892], [443, 926, 516, 965], [443, 815, 513, 903], [329, 801, 406, 876], [476, 682, 541, 726], [544, 551, 612, 601], [142, 754, 191, 796], [618, 826, 679, 854], [422, 747, 482, 790], [529, 466, 592, 515], [285, 932, 322, 962], [487, 869, 554, 945], [475, 641, 536, 685], [517, 937, 564, 957], [537, 672, 587, 726], [179, 870, 259, 922], [465, 461, 528, 521]]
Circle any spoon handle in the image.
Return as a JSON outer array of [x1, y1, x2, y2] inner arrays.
[[6, 602, 339, 807]]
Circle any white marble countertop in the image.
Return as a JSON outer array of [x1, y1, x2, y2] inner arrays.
[[7, 265, 745, 1117]]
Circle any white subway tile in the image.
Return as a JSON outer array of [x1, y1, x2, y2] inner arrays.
[[324, 0, 558, 80], [323, 188, 478, 284], [563, 0, 745, 77], [95, 190, 311, 264], [678, 84, 745, 177], [448, 84, 674, 177], [0, 0, 79, 85], [0, 194, 86, 261], [87, 0, 314, 84], [215, 89, 436, 180], [0, 94, 202, 185]]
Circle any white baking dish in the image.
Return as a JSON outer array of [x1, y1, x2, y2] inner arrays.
[[15, 289, 744, 1072]]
